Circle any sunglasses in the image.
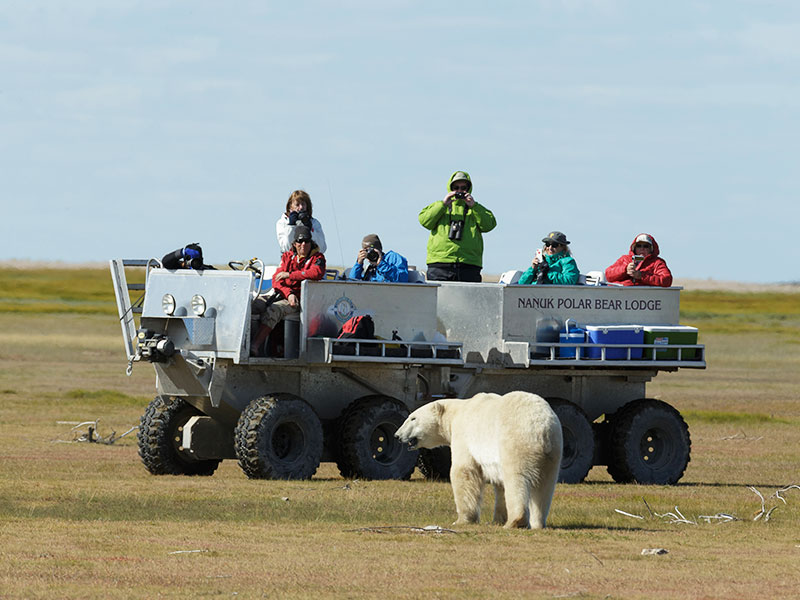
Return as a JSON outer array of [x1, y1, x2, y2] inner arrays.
[[544, 242, 562, 248], [634, 243, 651, 249], [295, 238, 312, 244], [452, 184, 469, 191]]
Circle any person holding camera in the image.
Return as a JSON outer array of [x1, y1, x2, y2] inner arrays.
[[348, 234, 409, 282], [519, 231, 580, 285], [276, 189, 327, 254], [418, 171, 496, 282], [251, 225, 327, 356], [605, 233, 673, 287]]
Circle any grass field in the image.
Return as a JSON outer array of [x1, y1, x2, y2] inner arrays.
[[1, 268, 799, 598]]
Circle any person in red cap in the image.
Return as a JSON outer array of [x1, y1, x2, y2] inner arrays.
[[605, 233, 673, 287]]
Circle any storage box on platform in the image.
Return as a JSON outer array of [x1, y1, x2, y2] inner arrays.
[[585, 325, 643, 359], [559, 320, 586, 358], [642, 325, 698, 360]]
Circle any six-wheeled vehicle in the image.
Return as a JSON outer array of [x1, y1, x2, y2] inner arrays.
[[110, 259, 705, 484]]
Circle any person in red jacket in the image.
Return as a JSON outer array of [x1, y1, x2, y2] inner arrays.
[[605, 233, 673, 287], [251, 225, 326, 355]]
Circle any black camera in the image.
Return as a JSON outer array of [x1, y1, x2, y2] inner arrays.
[[448, 219, 465, 241], [454, 191, 466, 200], [296, 211, 311, 227], [366, 248, 380, 262]]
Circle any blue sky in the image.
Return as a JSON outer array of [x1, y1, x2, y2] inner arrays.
[[2, 1, 798, 283]]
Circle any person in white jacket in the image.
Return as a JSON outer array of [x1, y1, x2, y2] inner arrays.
[[276, 190, 327, 254]]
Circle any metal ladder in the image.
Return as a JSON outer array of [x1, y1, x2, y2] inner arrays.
[[108, 259, 158, 362]]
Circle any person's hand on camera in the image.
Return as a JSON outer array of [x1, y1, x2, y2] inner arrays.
[[357, 248, 368, 263], [626, 262, 642, 279], [464, 193, 475, 208], [442, 191, 456, 207], [288, 211, 299, 225]]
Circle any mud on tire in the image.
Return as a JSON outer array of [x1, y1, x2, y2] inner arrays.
[[138, 396, 220, 476]]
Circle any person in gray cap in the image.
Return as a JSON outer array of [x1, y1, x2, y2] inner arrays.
[[348, 234, 409, 282], [418, 170, 496, 282], [519, 231, 580, 285]]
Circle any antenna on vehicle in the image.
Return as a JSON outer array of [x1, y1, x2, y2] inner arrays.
[[327, 179, 346, 268]]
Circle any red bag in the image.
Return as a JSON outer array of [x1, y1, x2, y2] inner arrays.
[[337, 315, 375, 339]]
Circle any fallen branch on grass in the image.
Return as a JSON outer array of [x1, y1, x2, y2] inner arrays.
[[718, 431, 764, 442], [346, 525, 462, 535], [615, 485, 798, 526], [53, 419, 138, 445], [772, 485, 800, 504]]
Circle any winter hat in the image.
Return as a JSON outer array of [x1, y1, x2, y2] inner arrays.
[[361, 234, 382, 251]]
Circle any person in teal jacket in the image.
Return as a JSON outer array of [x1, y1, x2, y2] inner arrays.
[[519, 231, 580, 285], [418, 171, 497, 282]]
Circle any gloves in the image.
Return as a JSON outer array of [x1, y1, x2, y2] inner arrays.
[[288, 211, 299, 225]]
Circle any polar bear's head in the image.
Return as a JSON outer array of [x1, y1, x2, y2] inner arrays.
[[395, 401, 450, 450]]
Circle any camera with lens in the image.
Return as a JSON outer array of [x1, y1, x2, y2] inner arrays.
[[365, 247, 380, 262], [296, 210, 311, 227], [454, 191, 466, 200], [448, 219, 465, 241]]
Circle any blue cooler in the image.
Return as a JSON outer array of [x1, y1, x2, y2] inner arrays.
[[559, 319, 585, 358], [586, 325, 644, 360]]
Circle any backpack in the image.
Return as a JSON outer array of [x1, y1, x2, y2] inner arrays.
[[337, 315, 375, 339]]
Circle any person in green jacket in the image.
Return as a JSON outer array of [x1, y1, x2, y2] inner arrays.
[[418, 171, 497, 282], [519, 231, 580, 285]]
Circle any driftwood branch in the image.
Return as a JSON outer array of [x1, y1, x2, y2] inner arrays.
[[53, 419, 138, 445], [346, 525, 462, 535], [615, 486, 797, 525]]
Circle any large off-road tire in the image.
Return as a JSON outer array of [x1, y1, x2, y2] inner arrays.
[[606, 399, 691, 485], [138, 396, 221, 476], [417, 447, 452, 482], [338, 396, 418, 480], [235, 395, 323, 480], [547, 398, 595, 484]]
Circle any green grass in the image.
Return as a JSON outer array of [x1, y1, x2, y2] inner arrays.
[[684, 410, 789, 425], [1, 272, 800, 598], [680, 290, 800, 334], [0, 267, 140, 315]]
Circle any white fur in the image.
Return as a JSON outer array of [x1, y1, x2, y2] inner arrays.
[[395, 391, 563, 529]]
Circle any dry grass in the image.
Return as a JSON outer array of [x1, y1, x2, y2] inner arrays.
[[1, 283, 799, 599]]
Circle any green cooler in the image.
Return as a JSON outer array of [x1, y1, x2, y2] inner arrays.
[[643, 325, 698, 360]]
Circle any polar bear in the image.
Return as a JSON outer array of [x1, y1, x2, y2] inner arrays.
[[395, 391, 563, 529]]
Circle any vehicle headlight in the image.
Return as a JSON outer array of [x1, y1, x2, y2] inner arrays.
[[162, 294, 176, 316], [191, 294, 206, 316]]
